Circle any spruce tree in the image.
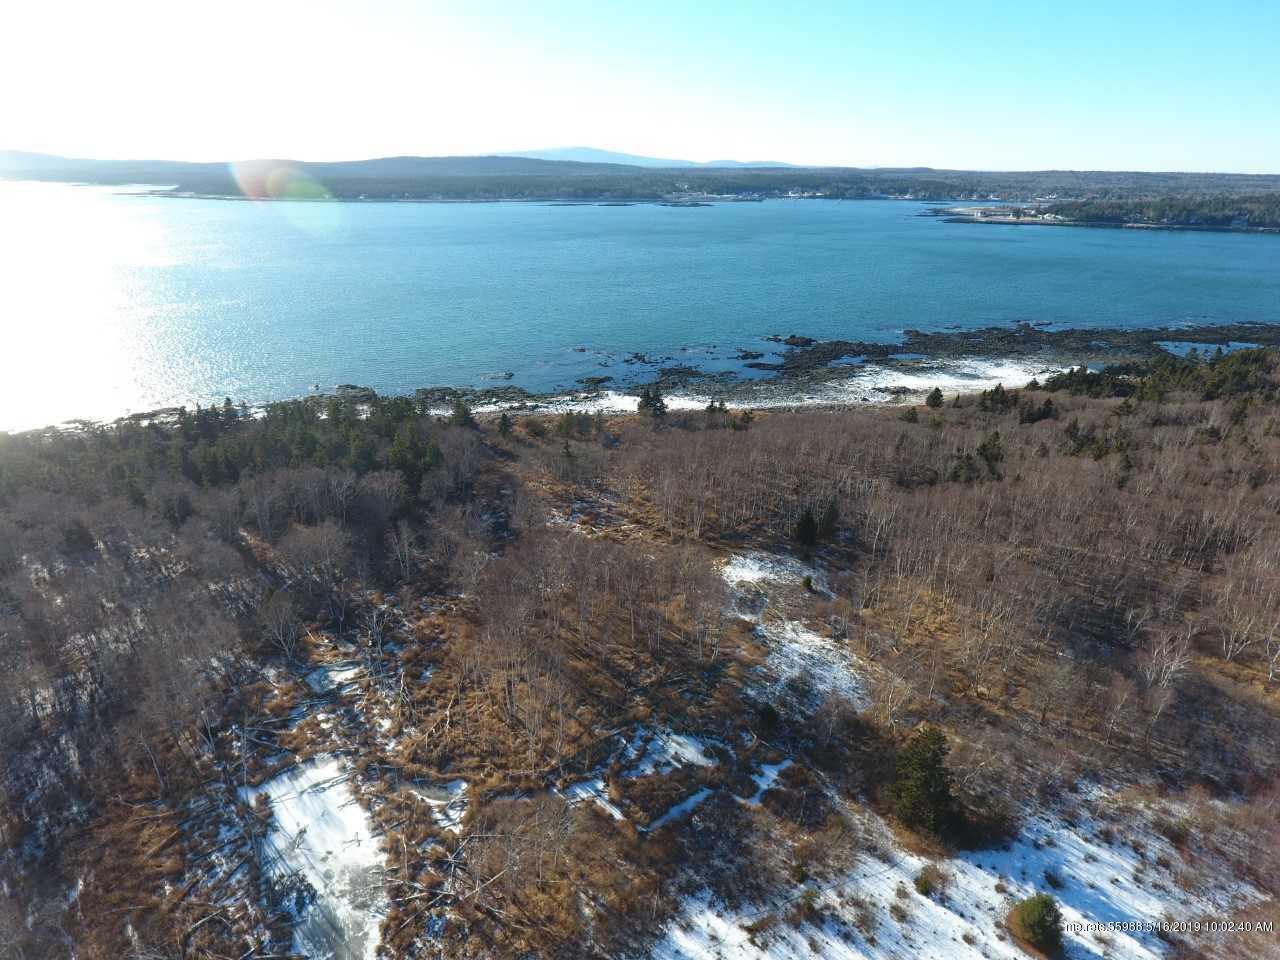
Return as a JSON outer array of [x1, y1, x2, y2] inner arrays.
[[795, 506, 818, 548], [888, 725, 956, 838], [925, 387, 944, 408], [1008, 894, 1064, 953]]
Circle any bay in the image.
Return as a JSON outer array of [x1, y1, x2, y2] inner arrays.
[[1, 181, 1277, 432]]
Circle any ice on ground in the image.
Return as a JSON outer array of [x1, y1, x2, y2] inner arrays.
[[559, 777, 626, 821], [240, 757, 387, 960], [756, 618, 870, 711], [305, 663, 363, 694], [721, 552, 830, 595], [405, 779, 469, 832], [652, 795, 1266, 960], [622, 729, 720, 777], [742, 760, 793, 806], [645, 788, 714, 833]]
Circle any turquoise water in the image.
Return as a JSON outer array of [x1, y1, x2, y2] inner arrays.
[[2, 182, 1278, 430]]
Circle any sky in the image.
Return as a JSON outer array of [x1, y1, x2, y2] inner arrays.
[[3, 0, 1278, 172]]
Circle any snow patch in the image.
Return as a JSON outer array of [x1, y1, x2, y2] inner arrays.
[[559, 778, 626, 821], [645, 788, 713, 833], [305, 663, 363, 694], [239, 757, 386, 960], [756, 618, 869, 711], [623, 729, 720, 778], [653, 796, 1266, 960], [405, 779, 469, 832], [721, 551, 829, 594], [742, 760, 793, 807]]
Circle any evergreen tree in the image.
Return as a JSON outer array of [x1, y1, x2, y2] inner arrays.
[[977, 431, 1005, 476], [888, 725, 956, 838], [1008, 894, 1063, 954], [925, 387, 944, 409], [497, 412, 512, 437], [638, 385, 667, 419], [448, 399, 476, 428], [794, 506, 818, 548]]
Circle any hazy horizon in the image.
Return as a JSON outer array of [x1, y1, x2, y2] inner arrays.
[[4, 145, 1278, 177], [4, 0, 1277, 174]]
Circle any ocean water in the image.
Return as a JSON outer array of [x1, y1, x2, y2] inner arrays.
[[2, 181, 1278, 431]]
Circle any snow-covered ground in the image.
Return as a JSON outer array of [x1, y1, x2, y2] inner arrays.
[[560, 777, 627, 821], [755, 617, 870, 711], [646, 788, 715, 833], [720, 550, 867, 712], [240, 757, 388, 960], [305, 662, 364, 694], [721, 552, 831, 596], [834, 357, 1061, 402], [405, 778, 469, 832], [622, 729, 721, 777], [428, 355, 1057, 420], [652, 795, 1265, 960], [742, 761, 793, 807]]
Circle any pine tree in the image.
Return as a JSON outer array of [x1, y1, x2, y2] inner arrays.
[[888, 726, 956, 838], [795, 506, 818, 548], [448, 399, 476, 428], [497, 412, 512, 437], [1008, 894, 1063, 953], [638, 385, 667, 419], [925, 387, 944, 409]]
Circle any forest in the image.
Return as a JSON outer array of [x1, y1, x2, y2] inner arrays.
[[6, 149, 1280, 202], [2, 348, 1279, 958], [1044, 194, 1280, 229]]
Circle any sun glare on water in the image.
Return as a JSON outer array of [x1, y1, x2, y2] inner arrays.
[[0, 181, 179, 431]]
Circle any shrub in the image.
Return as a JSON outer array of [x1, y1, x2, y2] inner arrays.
[[899, 406, 920, 423], [925, 387, 944, 408], [914, 863, 948, 897], [1007, 893, 1063, 955]]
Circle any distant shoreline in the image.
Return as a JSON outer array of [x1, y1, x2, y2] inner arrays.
[[933, 207, 1280, 235]]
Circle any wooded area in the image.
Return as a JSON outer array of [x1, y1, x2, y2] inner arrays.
[[2, 348, 1278, 957]]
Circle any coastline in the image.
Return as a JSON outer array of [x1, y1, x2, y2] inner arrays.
[[16, 321, 1278, 437], [929, 206, 1280, 236]]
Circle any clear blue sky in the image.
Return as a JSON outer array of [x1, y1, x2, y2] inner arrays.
[[3, 0, 1277, 171]]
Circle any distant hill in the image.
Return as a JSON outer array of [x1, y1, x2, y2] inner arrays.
[[0, 151, 639, 181], [3, 150, 1279, 203], [497, 146, 796, 168]]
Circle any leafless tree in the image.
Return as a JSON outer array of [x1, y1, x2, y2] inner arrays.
[[259, 590, 301, 660]]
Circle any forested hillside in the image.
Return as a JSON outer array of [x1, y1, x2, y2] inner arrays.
[[1045, 194, 1280, 228], [2, 349, 1279, 958], [5, 150, 1280, 201]]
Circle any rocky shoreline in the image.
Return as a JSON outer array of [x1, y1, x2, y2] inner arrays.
[[327, 321, 1280, 416], [28, 322, 1280, 436]]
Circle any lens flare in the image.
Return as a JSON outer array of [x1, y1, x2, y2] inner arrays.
[[228, 160, 343, 236], [230, 160, 330, 201]]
